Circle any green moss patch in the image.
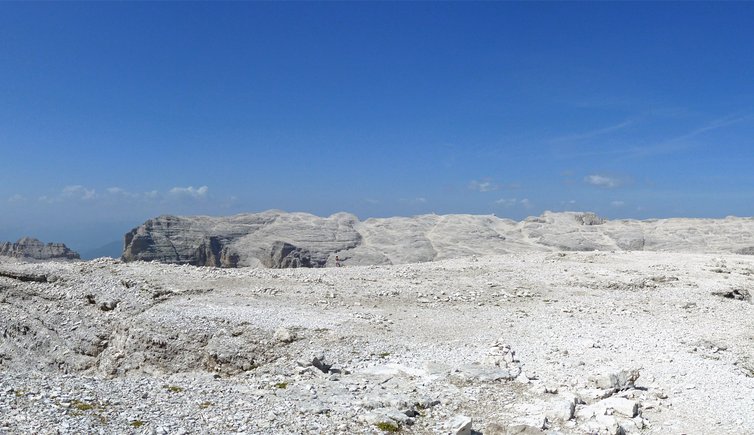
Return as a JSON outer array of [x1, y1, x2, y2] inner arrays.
[[375, 421, 400, 432]]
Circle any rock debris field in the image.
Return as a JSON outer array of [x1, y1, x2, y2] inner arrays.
[[1, 251, 753, 434]]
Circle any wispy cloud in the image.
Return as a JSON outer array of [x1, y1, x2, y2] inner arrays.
[[556, 114, 752, 160], [7, 194, 26, 203], [62, 185, 97, 201], [168, 185, 209, 199], [584, 174, 620, 188], [37, 185, 211, 204], [469, 179, 500, 192], [611, 200, 625, 207], [494, 198, 517, 207], [494, 197, 532, 208], [550, 120, 633, 143], [400, 197, 427, 205], [626, 114, 752, 158]]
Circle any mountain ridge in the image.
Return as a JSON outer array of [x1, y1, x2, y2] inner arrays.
[[121, 210, 754, 268]]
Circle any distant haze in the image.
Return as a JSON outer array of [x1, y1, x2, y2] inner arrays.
[[2, 3, 754, 252]]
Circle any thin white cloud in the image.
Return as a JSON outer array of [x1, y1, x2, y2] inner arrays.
[[36, 185, 210, 204], [494, 197, 532, 209], [62, 185, 97, 201], [7, 194, 25, 203], [169, 185, 209, 199], [585, 174, 619, 188], [469, 179, 500, 192], [494, 198, 517, 207], [400, 197, 427, 205], [560, 114, 753, 159], [364, 198, 380, 204], [611, 200, 625, 207], [106, 187, 141, 199], [550, 120, 633, 143]]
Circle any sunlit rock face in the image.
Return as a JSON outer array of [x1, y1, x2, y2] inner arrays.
[[121, 210, 754, 267], [0, 237, 80, 260]]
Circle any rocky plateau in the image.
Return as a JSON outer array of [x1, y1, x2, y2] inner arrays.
[[1, 211, 753, 434]]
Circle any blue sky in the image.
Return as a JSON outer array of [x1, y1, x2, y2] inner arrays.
[[2, 2, 754, 252]]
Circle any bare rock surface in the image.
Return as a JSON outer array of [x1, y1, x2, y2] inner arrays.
[[2, 251, 754, 434], [0, 237, 80, 261], [122, 210, 754, 268]]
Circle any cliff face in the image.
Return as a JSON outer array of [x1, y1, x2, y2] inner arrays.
[[0, 237, 80, 260], [120, 210, 754, 268]]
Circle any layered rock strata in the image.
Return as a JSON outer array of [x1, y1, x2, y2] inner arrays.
[[121, 210, 754, 267], [0, 237, 80, 260]]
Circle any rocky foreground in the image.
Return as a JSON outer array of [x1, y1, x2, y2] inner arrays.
[[122, 211, 754, 268], [1, 251, 753, 434]]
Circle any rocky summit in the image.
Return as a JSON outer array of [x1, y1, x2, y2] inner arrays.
[[122, 210, 754, 267], [0, 237, 80, 261]]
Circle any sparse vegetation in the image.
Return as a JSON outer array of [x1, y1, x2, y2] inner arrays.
[[164, 385, 183, 393], [274, 382, 288, 389], [379, 352, 391, 358], [71, 400, 95, 411], [199, 401, 212, 409], [130, 420, 144, 428], [375, 421, 400, 432]]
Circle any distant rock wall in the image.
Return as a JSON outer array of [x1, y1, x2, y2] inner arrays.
[[121, 211, 754, 268], [0, 237, 80, 260]]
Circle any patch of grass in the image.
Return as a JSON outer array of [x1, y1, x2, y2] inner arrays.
[[130, 420, 144, 428], [199, 401, 212, 409], [163, 385, 183, 393], [274, 382, 288, 389], [71, 400, 95, 411], [378, 352, 391, 359], [14, 389, 25, 397], [375, 421, 400, 432]]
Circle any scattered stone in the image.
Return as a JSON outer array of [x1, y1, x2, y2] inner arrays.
[[712, 288, 751, 302], [0, 270, 49, 283], [99, 300, 118, 311], [589, 369, 640, 391], [546, 399, 575, 421], [506, 423, 544, 434], [484, 422, 507, 435], [445, 415, 472, 435], [273, 327, 295, 343]]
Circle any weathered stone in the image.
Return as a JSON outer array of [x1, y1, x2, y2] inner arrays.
[[576, 397, 638, 419], [601, 397, 639, 418], [589, 369, 640, 391], [0, 237, 79, 261], [445, 415, 472, 435], [546, 399, 575, 421], [506, 423, 544, 434], [273, 327, 295, 343]]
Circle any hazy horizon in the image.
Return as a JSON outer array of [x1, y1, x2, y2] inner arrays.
[[2, 3, 754, 253]]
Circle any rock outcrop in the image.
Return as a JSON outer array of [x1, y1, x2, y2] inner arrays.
[[0, 237, 80, 261], [121, 210, 754, 267]]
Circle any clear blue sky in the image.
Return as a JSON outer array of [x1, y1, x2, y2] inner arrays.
[[2, 2, 754, 252]]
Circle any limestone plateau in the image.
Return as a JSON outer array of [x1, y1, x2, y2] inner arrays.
[[122, 210, 754, 267], [1, 252, 753, 434], [0, 237, 80, 261]]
